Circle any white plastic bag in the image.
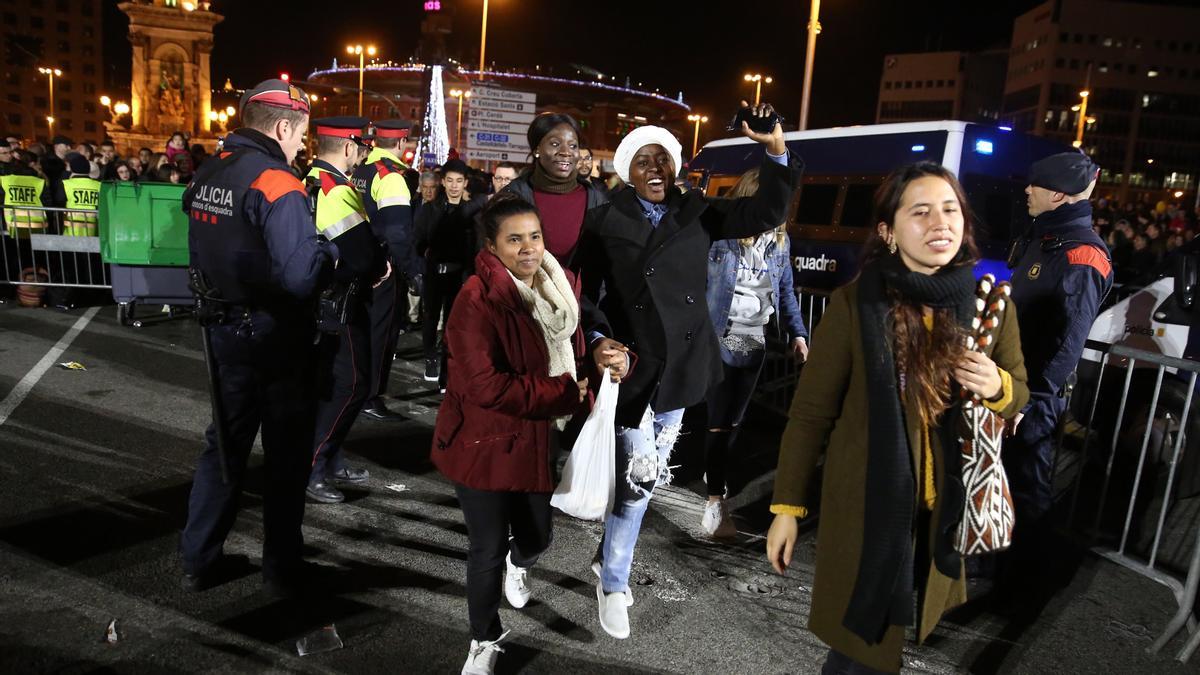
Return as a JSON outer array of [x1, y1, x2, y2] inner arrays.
[[551, 371, 618, 521]]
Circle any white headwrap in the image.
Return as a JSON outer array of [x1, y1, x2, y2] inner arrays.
[[613, 125, 683, 183]]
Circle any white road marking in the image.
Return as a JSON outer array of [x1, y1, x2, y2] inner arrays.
[[0, 306, 99, 427]]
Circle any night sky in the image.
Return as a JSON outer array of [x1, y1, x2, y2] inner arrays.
[[99, 0, 1184, 135]]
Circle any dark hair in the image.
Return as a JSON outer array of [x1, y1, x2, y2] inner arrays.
[[480, 194, 540, 242], [375, 137, 403, 150], [316, 135, 353, 156], [138, 147, 152, 154], [495, 161, 517, 172], [442, 158, 470, 178], [526, 113, 581, 152], [865, 161, 980, 428]]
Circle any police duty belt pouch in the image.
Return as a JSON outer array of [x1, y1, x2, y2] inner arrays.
[[316, 280, 359, 334], [552, 371, 618, 521], [954, 274, 1016, 555]]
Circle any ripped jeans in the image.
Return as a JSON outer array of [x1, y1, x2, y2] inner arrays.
[[598, 407, 684, 594]]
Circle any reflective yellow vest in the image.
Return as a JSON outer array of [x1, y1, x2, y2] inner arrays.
[[1, 173, 48, 237], [306, 165, 368, 240], [62, 176, 100, 236], [362, 147, 412, 210]]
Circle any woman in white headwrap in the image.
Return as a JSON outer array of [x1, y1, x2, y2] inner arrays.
[[572, 103, 802, 639]]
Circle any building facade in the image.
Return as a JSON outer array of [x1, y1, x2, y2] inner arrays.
[[876, 51, 1005, 124], [1003, 0, 1200, 203], [0, 0, 105, 143]]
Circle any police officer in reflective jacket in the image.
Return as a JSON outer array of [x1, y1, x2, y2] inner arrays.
[[352, 119, 420, 420], [305, 117, 389, 503], [1005, 152, 1112, 561], [180, 79, 337, 595]]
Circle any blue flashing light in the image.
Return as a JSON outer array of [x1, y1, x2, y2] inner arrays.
[[998, 125, 1013, 131], [911, 144, 926, 152], [975, 139, 994, 155]]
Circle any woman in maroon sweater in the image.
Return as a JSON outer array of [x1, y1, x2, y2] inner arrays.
[[502, 113, 609, 261]]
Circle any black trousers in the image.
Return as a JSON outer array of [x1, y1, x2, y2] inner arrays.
[[367, 261, 405, 402], [704, 350, 766, 496], [422, 268, 465, 362], [454, 484, 554, 641], [180, 309, 317, 581], [310, 306, 372, 483]]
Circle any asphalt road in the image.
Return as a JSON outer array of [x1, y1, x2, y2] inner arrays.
[[0, 301, 1196, 674]]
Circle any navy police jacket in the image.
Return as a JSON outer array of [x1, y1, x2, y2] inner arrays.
[[1009, 200, 1112, 399], [185, 128, 335, 307]]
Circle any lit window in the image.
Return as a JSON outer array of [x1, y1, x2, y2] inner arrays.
[[1148, 69, 1159, 78]]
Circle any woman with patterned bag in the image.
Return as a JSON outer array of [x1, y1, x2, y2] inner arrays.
[[765, 162, 1030, 673]]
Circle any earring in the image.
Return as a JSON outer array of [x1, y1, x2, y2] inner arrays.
[[888, 237, 898, 255]]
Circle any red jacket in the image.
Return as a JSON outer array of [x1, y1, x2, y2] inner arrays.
[[432, 249, 587, 492]]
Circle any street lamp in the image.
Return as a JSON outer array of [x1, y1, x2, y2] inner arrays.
[[1072, 89, 1090, 148], [346, 43, 377, 116], [208, 109, 230, 133], [479, 0, 490, 79], [38, 66, 62, 136], [449, 88, 470, 149], [687, 113, 709, 158], [743, 73, 772, 106], [798, 0, 822, 130]]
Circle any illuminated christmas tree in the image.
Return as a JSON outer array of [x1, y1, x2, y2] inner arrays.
[[416, 64, 451, 166]]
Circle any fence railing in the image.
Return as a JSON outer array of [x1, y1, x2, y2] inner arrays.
[[752, 287, 830, 416], [1, 206, 110, 299]]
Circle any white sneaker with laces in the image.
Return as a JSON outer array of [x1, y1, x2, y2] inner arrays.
[[504, 552, 531, 608], [595, 579, 631, 639], [461, 631, 509, 675], [701, 499, 738, 538]]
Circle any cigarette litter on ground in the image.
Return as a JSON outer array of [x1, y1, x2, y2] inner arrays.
[[58, 361, 87, 371], [385, 484, 409, 493], [103, 618, 119, 644]]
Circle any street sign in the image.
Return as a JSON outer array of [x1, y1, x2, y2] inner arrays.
[[467, 117, 530, 135], [467, 131, 529, 153], [470, 97, 536, 114], [462, 148, 530, 162], [467, 108, 537, 125], [472, 85, 538, 105]]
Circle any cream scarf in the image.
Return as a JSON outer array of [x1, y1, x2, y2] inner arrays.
[[508, 251, 579, 429]]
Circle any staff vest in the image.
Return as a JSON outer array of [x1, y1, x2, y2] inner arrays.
[[62, 176, 100, 236], [1, 173, 47, 238]]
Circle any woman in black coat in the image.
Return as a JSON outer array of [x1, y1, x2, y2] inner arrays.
[[572, 104, 802, 639]]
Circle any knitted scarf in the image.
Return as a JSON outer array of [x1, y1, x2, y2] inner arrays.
[[530, 161, 582, 195], [509, 251, 579, 429], [846, 253, 975, 645]]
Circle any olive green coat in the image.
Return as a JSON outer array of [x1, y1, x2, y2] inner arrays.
[[772, 279, 1029, 672]]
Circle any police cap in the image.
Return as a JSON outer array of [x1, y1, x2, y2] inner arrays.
[[65, 152, 90, 176], [1029, 152, 1100, 195], [313, 116, 371, 146], [239, 78, 310, 117], [372, 119, 412, 140]]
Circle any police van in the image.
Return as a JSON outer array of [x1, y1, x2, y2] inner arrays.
[[688, 120, 1074, 290]]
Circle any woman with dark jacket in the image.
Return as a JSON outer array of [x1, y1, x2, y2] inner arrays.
[[701, 167, 809, 538], [432, 196, 621, 675], [573, 105, 801, 640], [766, 162, 1030, 673], [501, 113, 608, 261]]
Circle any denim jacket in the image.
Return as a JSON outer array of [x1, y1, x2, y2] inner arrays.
[[706, 236, 808, 353]]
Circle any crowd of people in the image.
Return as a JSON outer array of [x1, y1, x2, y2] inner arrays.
[[1094, 198, 1200, 285], [2, 74, 1134, 674]]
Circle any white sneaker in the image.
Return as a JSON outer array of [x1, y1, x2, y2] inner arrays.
[[461, 631, 509, 675], [591, 561, 633, 606], [596, 580, 631, 639], [504, 552, 531, 609], [701, 499, 738, 539]]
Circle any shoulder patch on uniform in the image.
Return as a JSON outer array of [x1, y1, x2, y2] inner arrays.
[[250, 169, 305, 203], [1066, 244, 1112, 278], [374, 160, 395, 177], [319, 171, 341, 196]]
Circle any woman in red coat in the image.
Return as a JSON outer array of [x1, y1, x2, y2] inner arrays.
[[432, 195, 625, 675]]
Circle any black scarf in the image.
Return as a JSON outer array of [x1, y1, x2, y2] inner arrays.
[[530, 161, 583, 195], [846, 253, 976, 645]]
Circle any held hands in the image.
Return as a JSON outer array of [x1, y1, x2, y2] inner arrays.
[[766, 513, 798, 575], [791, 337, 809, 364], [373, 260, 393, 289], [576, 377, 589, 403], [591, 337, 630, 383], [738, 101, 787, 156], [954, 350, 1003, 401]]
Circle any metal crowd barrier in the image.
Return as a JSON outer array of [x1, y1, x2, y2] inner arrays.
[[753, 287, 830, 416], [1, 205, 110, 301], [1064, 339, 1200, 663]]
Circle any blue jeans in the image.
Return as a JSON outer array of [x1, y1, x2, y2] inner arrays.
[[598, 407, 684, 593]]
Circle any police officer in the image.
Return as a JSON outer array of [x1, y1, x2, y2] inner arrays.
[[305, 116, 389, 503], [1004, 152, 1112, 584], [180, 79, 337, 596], [353, 119, 420, 420]]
